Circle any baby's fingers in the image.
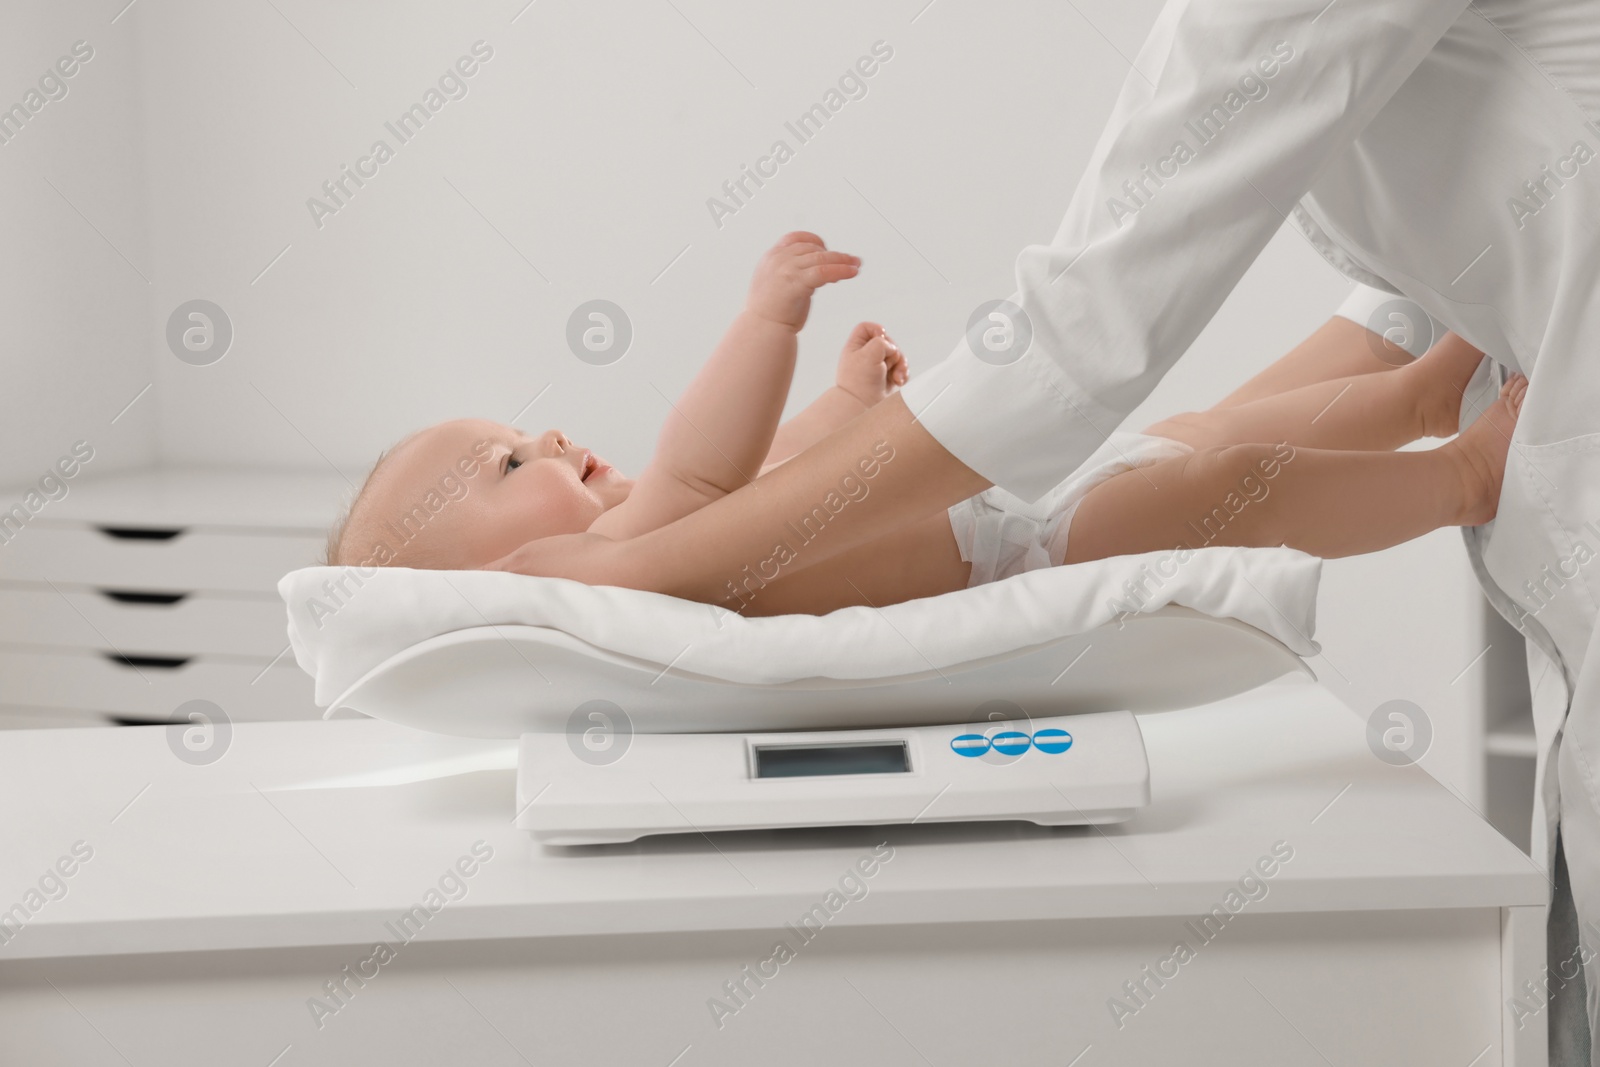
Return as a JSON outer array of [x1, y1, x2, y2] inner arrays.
[[798, 250, 861, 287], [844, 320, 883, 351], [877, 339, 908, 384]]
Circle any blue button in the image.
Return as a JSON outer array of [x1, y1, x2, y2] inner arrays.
[[950, 733, 991, 757], [990, 730, 1031, 757], [1032, 728, 1073, 754]]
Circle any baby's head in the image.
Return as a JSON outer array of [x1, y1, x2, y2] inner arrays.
[[324, 417, 631, 571]]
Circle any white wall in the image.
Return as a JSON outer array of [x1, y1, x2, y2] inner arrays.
[[130, 0, 1119, 479], [12, 0, 1499, 805], [0, 3, 154, 485]]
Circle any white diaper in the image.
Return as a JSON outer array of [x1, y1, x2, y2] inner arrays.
[[947, 430, 1196, 587]]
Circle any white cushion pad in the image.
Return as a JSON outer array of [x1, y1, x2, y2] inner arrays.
[[280, 546, 1321, 711]]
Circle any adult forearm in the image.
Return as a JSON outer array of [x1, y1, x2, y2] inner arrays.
[[633, 393, 990, 604]]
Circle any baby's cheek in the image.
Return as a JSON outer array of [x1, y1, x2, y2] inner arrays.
[[580, 491, 612, 529], [548, 481, 602, 534]]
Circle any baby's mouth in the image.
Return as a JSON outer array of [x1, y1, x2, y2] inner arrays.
[[580, 451, 600, 482]]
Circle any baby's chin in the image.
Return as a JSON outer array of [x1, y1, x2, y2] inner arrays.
[[598, 473, 635, 506]]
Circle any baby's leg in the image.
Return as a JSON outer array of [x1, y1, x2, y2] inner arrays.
[[1146, 332, 1484, 454], [1062, 377, 1525, 564], [1213, 316, 1414, 409]]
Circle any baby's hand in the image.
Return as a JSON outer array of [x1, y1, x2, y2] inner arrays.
[[836, 321, 908, 407], [746, 231, 861, 332]]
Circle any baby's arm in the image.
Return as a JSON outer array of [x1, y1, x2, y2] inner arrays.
[[761, 322, 907, 474], [487, 394, 992, 598], [588, 232, 859, 540]]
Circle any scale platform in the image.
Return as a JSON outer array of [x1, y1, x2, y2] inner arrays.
[[515, 710, 1149, 845]]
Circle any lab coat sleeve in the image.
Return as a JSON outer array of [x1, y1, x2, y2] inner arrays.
[[897, 0, 1472, 502]]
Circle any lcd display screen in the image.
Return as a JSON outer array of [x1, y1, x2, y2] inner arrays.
[[753, 742, 910, 778]]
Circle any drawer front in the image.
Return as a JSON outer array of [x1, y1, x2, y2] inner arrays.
[[0, 705, 131, 730], [0, 587, 289, 658], [0, 524, 325, 592], [0, 650, 321, 722]]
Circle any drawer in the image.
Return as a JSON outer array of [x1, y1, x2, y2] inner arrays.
[[0, 649, 323, 722], [0, 705, 119, 730], [0, 523, 325, 592], [0, 585, 289, 657]]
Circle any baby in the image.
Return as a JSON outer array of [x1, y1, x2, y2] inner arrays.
[[327, 232, 1524, 616]]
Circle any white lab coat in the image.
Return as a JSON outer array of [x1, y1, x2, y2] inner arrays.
[[900, 0, 1600, 1044]]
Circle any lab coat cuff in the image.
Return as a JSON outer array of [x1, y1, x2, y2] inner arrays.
[[898, 335, 1126, 505], [1333, 283, 1445, 359]]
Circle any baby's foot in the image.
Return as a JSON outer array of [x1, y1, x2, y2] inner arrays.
[[1446, 374, 1526, 526], [1412, 332, 1491, 438]]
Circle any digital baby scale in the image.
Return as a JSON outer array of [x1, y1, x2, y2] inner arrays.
[[301, 578, 1309, 847], [514, 709, 1150, 845]]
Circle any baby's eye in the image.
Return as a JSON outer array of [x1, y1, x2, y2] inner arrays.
[[506, 453, 522, 472]]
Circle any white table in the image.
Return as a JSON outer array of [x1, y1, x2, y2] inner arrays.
[[0, 678, 1548, 1065]]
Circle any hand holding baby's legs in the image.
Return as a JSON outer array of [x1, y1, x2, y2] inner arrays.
[[1062, 374, 1526, 564]]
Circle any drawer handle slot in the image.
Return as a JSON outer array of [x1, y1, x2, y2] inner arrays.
[[103, 652, 192, 670], [98, 589, 190, 606], [94, 525, 187, 541]]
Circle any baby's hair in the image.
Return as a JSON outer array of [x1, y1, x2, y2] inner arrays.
[[321, 445, 395, 567], [321, 433, 468, 571]]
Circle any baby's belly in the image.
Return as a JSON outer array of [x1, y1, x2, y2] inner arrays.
[[735, 508, 970, 617]]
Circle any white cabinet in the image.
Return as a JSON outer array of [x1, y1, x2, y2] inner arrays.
[[0, 467, 348, 727]]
